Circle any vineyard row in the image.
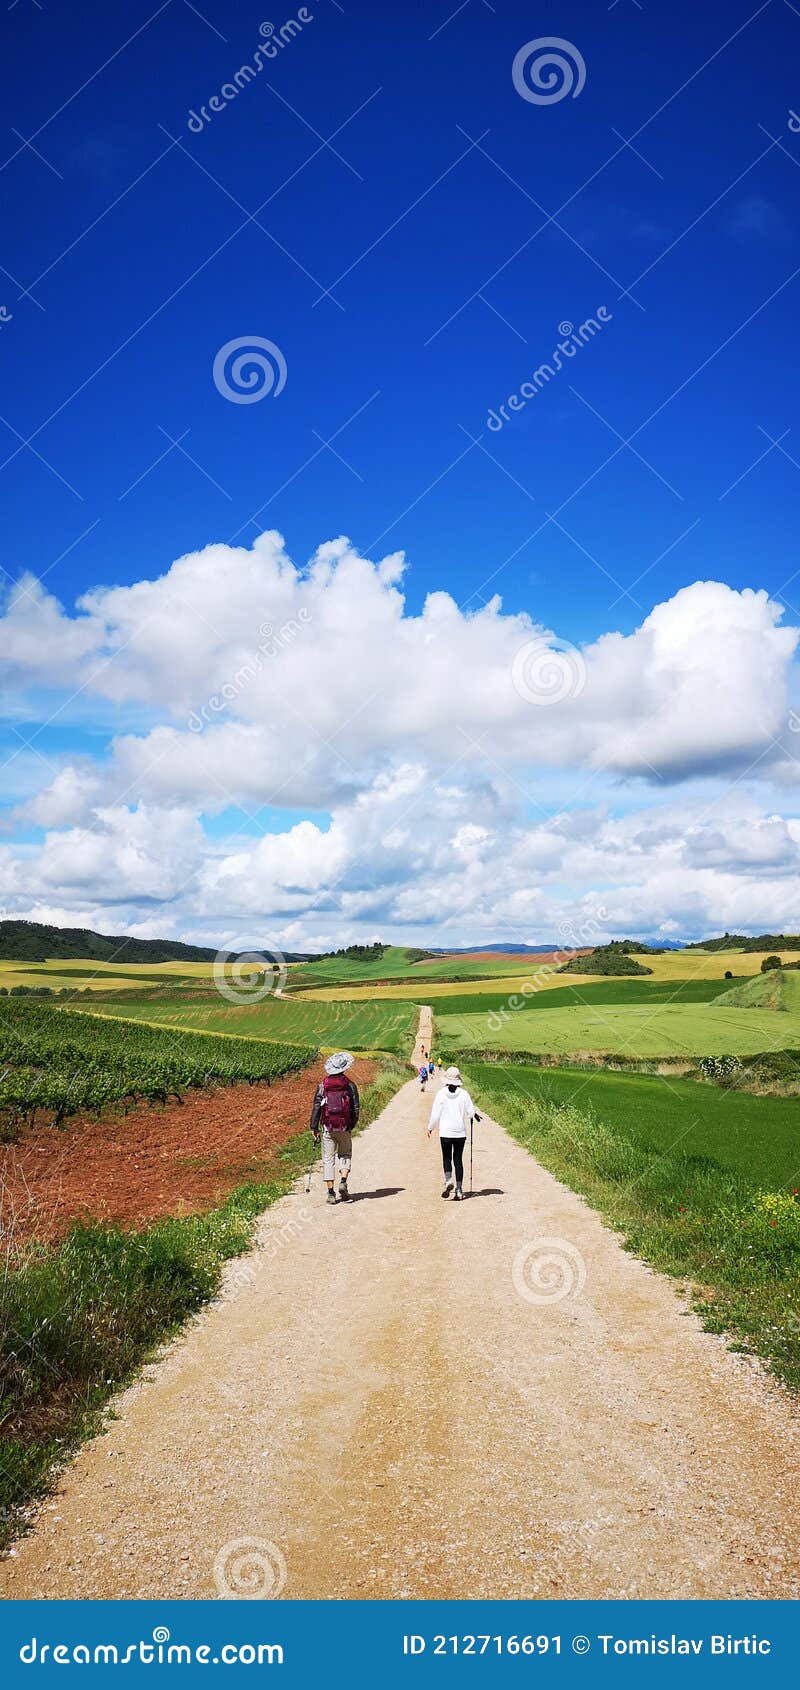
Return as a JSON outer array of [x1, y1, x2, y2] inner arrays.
[[0, 1003, 316, 1135]]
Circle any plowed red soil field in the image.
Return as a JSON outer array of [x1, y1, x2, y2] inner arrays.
[[0, 1058, 376, 1246]]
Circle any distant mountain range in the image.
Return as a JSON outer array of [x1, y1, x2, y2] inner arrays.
[[430, 939, 686, 954], [429, 944, 566, 955], [0, 921, 315, 965]]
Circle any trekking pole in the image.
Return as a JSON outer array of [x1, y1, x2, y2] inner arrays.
[[470, 1113, 481, 1196]]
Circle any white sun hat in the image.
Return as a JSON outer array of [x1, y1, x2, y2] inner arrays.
[[443, 1065, 462, 1084], [324, 1051, 354, 1075]]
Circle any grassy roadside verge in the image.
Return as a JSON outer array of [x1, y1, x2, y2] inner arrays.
[[467, 1063, 800, 1393], [0, 1056, 406, 1549]]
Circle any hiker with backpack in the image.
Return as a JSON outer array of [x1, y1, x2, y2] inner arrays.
[[418, 1063, 429, 1092], [310, 1051, 359, 1205], [427, 1065, 479, 1201]]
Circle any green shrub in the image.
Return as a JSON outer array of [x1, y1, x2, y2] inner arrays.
[[743, 1049, 800, 1082]]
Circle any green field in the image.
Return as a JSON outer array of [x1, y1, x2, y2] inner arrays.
[[295, 948, 797, 1002], [0, 945, 541, 997], [429, 976, 734, 1019], [467, 1059, 800, 1389], [394, 952, 558, 981], [67, 992, 419, 1054], [1, 945, 789, 1008], [467, 1062, 800, 1189], [287, 945, 548, 990], [4, 964, 199, 984], [436, 1000, 800, 1059], [0, 960, 213, 993], [6, 944, 800, 1077], [47, 954, 800, 1063]]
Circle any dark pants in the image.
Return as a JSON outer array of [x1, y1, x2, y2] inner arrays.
[[440, 1136, 465, 1187]]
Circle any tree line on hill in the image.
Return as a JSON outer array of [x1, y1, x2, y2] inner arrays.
[[315, 941, 437, 964], [686, 932, 800, 952], [317, 941, 389, 963]]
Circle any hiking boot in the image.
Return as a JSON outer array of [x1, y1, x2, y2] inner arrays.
[[338, 1178, 350, 1200], [441, 1180, 453, 1198], [326, 1189, 338, 1205], [454, 1186, 464, 1201]]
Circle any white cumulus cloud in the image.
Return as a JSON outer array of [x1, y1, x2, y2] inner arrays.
[[2, 530, 799, 945]]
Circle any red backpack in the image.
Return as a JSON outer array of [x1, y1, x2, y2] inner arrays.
[[322, 1072, 354, 1131]]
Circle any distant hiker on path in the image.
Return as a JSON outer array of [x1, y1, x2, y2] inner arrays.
[[419, 1063, 429, 1091], [427, 1065, 479, 1201], [310, 1052, 359, 1205]]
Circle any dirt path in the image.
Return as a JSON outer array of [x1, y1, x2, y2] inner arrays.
[[412, 1003, 432, 1068], [2, 1020, 798, 1600]]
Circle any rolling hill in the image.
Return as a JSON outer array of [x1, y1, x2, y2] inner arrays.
[[712, 968, 800, 1012], [0, 921, 315, 965]]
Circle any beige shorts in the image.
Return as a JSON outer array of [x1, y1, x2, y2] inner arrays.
[[321, 1127, 352, 1182]]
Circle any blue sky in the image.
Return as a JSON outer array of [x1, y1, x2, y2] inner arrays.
[[1, 0, 800, 948]]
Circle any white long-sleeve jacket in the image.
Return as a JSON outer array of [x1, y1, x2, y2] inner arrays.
[[428, 1085, 475, 1140]]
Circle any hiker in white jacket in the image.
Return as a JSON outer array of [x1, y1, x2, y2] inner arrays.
[[427, 1065, 478, 1201]]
